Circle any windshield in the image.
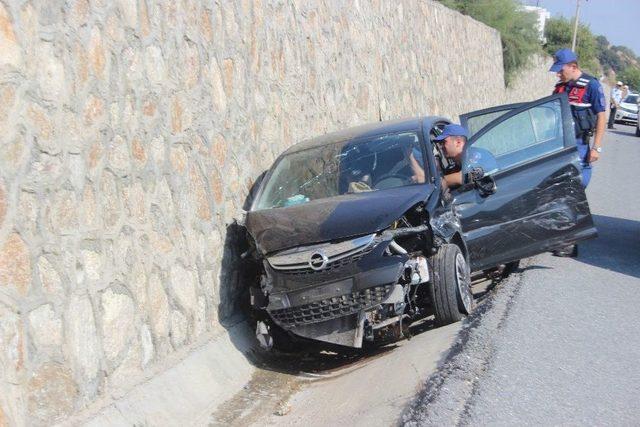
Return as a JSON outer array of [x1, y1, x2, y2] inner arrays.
[[623, 95, 638, 104], [253, 131, 427, 210]]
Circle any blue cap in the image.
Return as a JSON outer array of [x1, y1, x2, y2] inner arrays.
[[434, 124, 468, 141], [549, 48, 578, 72]]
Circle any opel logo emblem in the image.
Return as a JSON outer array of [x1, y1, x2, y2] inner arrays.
[[309, 251, 329, 271]]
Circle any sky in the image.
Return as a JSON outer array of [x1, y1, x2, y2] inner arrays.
[[523, 0, 640, 56]]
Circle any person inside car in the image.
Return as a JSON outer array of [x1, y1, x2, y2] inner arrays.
[[434, 124, 469, 188]]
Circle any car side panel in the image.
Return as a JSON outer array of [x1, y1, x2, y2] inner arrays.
[[456, 147, 596, 272], [455, 94, 597, 272]]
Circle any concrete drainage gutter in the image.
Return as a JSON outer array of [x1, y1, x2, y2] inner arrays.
[[63, 321, 256, 427]]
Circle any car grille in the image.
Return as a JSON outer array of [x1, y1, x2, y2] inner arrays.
[[269, 284, 394, 327], [275, 244, 375, 276], [267, 234, 377, 275]]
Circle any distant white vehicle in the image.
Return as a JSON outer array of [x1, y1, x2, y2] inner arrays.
[[615, 93, 638, 126]]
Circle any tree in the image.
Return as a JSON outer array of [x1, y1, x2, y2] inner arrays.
[[438, 0, 541, 84], [619, 67, 640, 92], [595, 35, 608, 51], [544, 17, 600, 76], [598, 49, 623, 74]]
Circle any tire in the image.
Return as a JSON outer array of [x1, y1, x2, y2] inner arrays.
[[635, 125, 640, 137], [429, 244, 474, 325]]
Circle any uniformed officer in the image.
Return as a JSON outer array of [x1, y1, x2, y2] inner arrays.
[[549, 48, 606, 257], [435, 124, 468, 188], [550, 48, 606, 188], [434, 124, 497, 189]]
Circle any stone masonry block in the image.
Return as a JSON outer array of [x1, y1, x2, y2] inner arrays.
[[0, 3, 22, 68], [0, 233, 31, 296], [100, 287, 136, 365], [27, 362, 78, 425], [0, 181, 6, 228], [65, 294, 100, 384], [28, 304, 63, 351]]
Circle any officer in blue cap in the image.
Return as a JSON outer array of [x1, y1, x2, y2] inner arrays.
[[550, 48, 606, 187], [434, 124, 468, 188], [550, 48, 606, 257], [434, 123, 497, 189]]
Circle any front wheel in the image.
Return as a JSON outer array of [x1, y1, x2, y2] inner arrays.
[[635, 125, 640, 137], [429, 244, 474, 325]]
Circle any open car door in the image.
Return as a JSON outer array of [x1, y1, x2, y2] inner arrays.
[[454, 94, 597, 272]]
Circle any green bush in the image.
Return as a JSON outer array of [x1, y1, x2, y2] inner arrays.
[[439, 0, 541, 85]]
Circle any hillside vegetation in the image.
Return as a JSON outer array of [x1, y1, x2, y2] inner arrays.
[[438, 1, 640, 91], [544, 17, 640, 91]]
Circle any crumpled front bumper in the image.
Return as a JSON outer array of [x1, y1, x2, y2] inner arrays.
[[270, 283, 397, 347], [264, 239, 407, 347]]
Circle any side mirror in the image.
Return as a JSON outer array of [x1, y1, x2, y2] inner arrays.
[[475, 175, 497, 197], [464, 167, 496, 197]]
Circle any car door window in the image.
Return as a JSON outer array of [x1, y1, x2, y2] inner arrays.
[[466, 99, 564, 173], [462, 103, 527, 139], [465, 110, 512, 138]]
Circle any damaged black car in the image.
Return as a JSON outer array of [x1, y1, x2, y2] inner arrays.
[[239, 94, 597, 350]]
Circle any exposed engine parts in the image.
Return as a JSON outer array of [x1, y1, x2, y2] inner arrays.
[[244, 203, 445, 350], [255, 321, 273, 351], [404, 256, 429, 285]]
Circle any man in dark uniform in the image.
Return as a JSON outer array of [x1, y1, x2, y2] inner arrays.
[[550, 48, 606, 188], [549, 48, 606, 256], [434, 124, 497, 189], [434, 124, 468, 188]]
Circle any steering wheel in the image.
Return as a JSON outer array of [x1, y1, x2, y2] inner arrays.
[[373, 173, 412, 189]]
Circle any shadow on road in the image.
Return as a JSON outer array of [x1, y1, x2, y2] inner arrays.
[[233, 316, 443, 377], [607, 129, 637, 137], [577, 214, 640, 279], [519, 265, 553, 273], [606, 124, 637, 137]]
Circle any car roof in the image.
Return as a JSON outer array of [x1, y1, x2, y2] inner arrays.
[[283, 116, 447, 155]]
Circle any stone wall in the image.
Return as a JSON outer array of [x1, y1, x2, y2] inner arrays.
[[0, 1, 556, 425], [505, 53, 557, 103]]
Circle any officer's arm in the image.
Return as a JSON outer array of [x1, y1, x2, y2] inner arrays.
[[443, 171, 462, 188], [593, 111, 605, 150], [590, 82, 606, 160]]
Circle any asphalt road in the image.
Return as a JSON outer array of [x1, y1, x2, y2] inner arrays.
[[208, 125, 640, 427], [405, 124, 640, 425]]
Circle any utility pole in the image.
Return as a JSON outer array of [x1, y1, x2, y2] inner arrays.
[[571, 0, 581, 51]]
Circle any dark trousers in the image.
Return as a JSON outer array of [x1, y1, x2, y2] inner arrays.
[[608, 106, 617, 127]]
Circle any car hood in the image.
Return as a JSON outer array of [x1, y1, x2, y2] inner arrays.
[[620, 102, 638, 111], [246, 184, 435, 254]]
